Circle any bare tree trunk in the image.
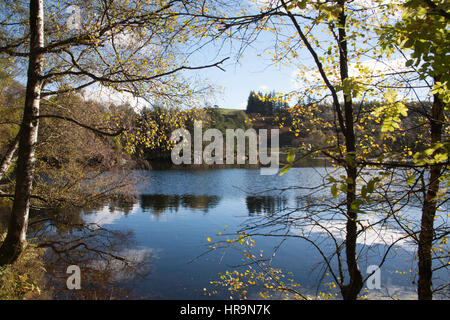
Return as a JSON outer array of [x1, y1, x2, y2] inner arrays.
[[417, 83, 444, 300], [338, 1, 363, 300], [0, 134, 19, 181], [342, 161, 363, 300], [0, 0, 44, 266]]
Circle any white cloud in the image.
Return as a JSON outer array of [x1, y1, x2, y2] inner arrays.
[[291, 57, 417, 100], [291, 213, 415, 250], [258, 84, 270, 92], [89, 247, 157, 281], [83, 202, 139, 227], [348, 58, 411, 78], [82, 84, 149, 111]]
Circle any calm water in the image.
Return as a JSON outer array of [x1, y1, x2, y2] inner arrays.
[[40, 168, 448, 299]]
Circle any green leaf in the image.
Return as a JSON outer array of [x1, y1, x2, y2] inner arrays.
[[287, 148, 295, 163], [331, 184, 339, 198], [339, 183, 348, 193], [351, 199, 362, 211], [280, 164, 292, 176], [361, 185, 368, 198], [406, 174, 416, 186], [366, 177, 380, 194], [366, 181, 375, 194], [296, 0, 307, 9], [434, 152, 448, 163], [327, 176, 337, 183]]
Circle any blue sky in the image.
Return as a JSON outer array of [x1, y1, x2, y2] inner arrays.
[[199, 53, 295, 110], [83, 1, 428, 111], [83, 25, 299, 111]]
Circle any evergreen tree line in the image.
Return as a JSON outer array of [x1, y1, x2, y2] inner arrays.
[[245, 90, 289, 116]]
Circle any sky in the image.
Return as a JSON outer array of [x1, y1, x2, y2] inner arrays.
[[83, 0, 429, 112], [83, 32, 298, 111], [85, 35, 421, 112], [194, 46, 297, 110], [84, 1, 302, 111], [7, 0, 428, 112]]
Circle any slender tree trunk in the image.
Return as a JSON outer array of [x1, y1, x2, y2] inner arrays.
[[0, 134, 19, 181], [342, 160, 363, 300], [417, 82, 444, 300], [0, 0, 44, 266], [338, 1, 363, 300], [281, 0, 363, 299]]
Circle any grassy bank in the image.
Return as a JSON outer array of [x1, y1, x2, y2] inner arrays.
[[0, 239, 49, 299], [0, 206, 49, 299]]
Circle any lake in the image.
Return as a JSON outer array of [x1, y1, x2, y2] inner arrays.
[[37, 168, 448, 299]]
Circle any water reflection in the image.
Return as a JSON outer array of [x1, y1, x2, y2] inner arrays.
[[105, 197, 138, 215], [246, 196, 287, 216], [140, 194, 221, 216], [28, 202, 152, 299], [11, 168, 447, 299], [138, 193, 289, 217]]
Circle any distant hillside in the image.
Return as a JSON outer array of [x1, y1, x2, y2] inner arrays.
[[205, 107, 250, 133], [210, 108, 300, 147], [215, 108, 245, 115]]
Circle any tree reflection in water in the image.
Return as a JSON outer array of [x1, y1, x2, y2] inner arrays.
[[27, 198, 152, 299], [140, 194, 221, 216], [246, 196, 288, 216]]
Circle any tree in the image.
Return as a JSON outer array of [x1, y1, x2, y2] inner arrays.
[[378, 0, 449, 299], [0, 0, 46, 266], [197, 0, 441, 300], [195, 0, 413, 299], [0, 62, 23, 180], [246, 90, 288, 115], [123, 104, 209, 163], [0, 0, 228, 265]]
